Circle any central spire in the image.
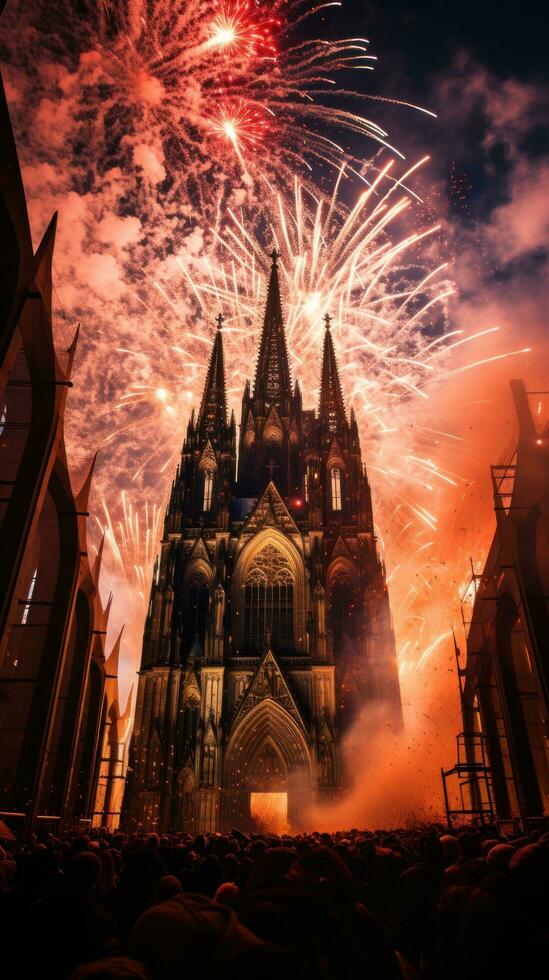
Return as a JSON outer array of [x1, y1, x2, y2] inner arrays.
[[197, 314, 227, 441], [319, 313, 347, 432], [253, 249, 292, 416]]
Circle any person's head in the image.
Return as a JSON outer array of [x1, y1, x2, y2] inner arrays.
[[287, 845, 356, 904], [155, 875, 182, 902], [69, 957, 150, 979], [418, 834, 444, 867], [486, 843, 514, 872], [509, 843, 549, 916], [67, 851, 102, 893], [457, 831, 482, 860], [25, 845, 58, 881], [130, 892, 262, 980], [194, 835, 208, 856], [439, 834, 459, 863], [245, 848, 296, 895], [214, 881, 240, 909]]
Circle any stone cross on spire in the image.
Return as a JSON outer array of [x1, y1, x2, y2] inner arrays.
[[216, 313, 224, 331]]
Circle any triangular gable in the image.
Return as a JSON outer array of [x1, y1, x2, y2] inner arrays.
[[326, 438, 346, 472], [331, 533, 354, 563], [263, 404, 284, 443], [233, 649, 306, 731], [183, 654, 201, 701], [243, 410, 256, 447], [188, 535, 212, 565], [318, 711, 334, 743], [241, 481, 299, 538], [198, 438, 217, 472]]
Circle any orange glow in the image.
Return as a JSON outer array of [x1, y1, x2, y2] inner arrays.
[[250, 792, 288, 833]]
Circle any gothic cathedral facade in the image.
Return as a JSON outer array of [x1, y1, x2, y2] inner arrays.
[[123, 253, 402, 833]]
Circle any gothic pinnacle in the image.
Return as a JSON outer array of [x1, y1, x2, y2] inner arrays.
[[252, 246, 292, 413], [197, 315, 228, 434], [319, 313, 347, 431]]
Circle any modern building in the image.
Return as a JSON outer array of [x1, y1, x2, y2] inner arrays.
[[124, 252, 402, 834], [444, 380, 549, 828], [0, 65, 125, 834]]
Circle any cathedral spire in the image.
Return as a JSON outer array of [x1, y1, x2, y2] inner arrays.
[[197, 314, 227, 440], [319, 313, 347, 432], [253, 249, 292, 416]]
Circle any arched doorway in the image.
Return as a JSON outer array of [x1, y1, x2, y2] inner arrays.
[[248, 737, 288, 834], [223, 699, 312, 832]]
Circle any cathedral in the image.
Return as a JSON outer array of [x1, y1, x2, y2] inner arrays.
[[124, 252, 402, 834]]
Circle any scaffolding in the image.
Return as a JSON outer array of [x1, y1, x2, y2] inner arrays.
[[441, 731, 496, 830]]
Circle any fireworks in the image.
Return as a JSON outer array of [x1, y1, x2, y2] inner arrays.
[[96, 491, 163, 603], [207, 2, 280, 56], [98, 161, 530, 693], [3, 0, 434, 215]]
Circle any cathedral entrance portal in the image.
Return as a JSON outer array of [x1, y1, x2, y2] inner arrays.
[[223, 699, 312, 832]]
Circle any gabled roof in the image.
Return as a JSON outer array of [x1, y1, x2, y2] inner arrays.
[[198, 438, 217, 472], [232, 648, 306, 730], [187, 535, 212, 566], [330, 533, 354, 563], [326, 437, 346, 471], [263, 403, 284, 443], [240, 481, 299, 538]]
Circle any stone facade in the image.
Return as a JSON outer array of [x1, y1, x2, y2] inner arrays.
[[124, 253, 402, 833]]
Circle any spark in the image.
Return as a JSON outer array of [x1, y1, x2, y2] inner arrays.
[[97, 493, 164, 604]]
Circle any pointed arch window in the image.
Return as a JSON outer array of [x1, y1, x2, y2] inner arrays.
[[203, 742, 216, 788], [244, 545, 294, 652], [330, 467, 342, 511], [186, 570, 210, 651], [203, 470, 214, 511]]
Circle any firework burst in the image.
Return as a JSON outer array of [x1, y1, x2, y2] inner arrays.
[[2, 0, 434, 217]]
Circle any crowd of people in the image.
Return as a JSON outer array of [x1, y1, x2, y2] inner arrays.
[[0, 821, 548, 980]]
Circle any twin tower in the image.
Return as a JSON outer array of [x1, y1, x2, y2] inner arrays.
[[123, 251, 402, 833]]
